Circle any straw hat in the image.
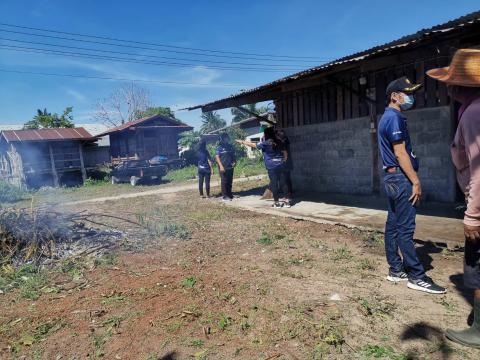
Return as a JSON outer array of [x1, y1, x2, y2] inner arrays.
[[427, 49, 480, 87]]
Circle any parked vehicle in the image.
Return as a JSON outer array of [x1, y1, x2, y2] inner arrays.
[[111, 160, 167, 186]]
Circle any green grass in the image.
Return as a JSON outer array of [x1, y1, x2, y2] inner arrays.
[[0, 181, 27, 203], [361, 344, 408, 359], [181, 276, 197, 288], [164, 165, 197, 182], [0, 264, 48, 300]]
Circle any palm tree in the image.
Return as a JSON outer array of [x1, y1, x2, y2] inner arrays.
[[200, 111, 226, 134]]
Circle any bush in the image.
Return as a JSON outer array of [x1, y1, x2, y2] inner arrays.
[[0, 181, 26, 203]]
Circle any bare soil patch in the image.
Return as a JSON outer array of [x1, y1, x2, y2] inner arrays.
[[0, 181, 476, 359]]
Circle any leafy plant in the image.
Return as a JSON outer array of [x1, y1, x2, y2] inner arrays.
[[361, 344, 408, 359], [181, 276, 197, 288]]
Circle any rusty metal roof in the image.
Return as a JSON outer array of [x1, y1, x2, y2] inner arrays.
[[0, 127, 94, 142], [185, 10, 480, 112], [97, 114, 193, 137]]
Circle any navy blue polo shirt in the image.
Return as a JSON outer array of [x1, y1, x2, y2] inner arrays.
[[197, 149, 212, 171], [256, 140, 285, 170], [215, 143, 236, 170], [378, 107, 419, 172]]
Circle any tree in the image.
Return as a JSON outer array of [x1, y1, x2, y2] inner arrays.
[[178, 130, 201, 148], [231, 103, 269, 124], [94, 83, 151, 127], [200, 111, 226, 134], [136, 106, 175, 119], [24, 107, 74, 129]]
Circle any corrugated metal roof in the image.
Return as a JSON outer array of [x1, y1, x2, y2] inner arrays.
[[185, 10, 480, 111], [76, 123, 110, 146], [97, 114, 193, 137], [0, 127, 94, 142]]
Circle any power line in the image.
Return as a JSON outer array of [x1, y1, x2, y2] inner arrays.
[[0, 22, 326, 61], [0, 44, 305, 72], [0, 37, 322, 68], [0, 68, 251, 87]]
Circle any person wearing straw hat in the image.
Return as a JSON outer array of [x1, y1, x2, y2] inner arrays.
[[428, 48, 480, 348], [378, 76, 447, 294]]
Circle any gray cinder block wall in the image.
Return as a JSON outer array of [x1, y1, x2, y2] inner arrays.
[[287, 116, 373, 195], [285, 106, 456, 203]]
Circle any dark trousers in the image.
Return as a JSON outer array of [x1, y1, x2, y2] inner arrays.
[[268, 167, 284, 202], [465, 237, 480, 289], [384, 171, 425, 280], [220, 168, 234, 198], [198, 169, 211, 196], [283, 170, 293, 196]]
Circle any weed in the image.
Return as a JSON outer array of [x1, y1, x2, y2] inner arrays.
[[280, 270, 304, 279], [181, 276, 197, 288], [361, 231, 385, 248], [331, 246, 352, 262], [190, 338, 204, 348], [288, 253, 313, 265], [102, 315, 124, 330], [60, 259, 85, 280], [358, 297, 396, 318], [361, 344, 408, 359], [166, 321, 183, 333], [101, 295, 125, 306], [83, 177, 109, 187], [436, 297, 456, 312], [136, 207, 191, 240], [358, 258, 377, 271], [0, 263, 47, 300], [94, 253, 118, 267], [218, 314, 232, 330], [256, 232, 273, 245]]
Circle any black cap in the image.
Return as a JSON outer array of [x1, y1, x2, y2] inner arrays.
[[386, 76, 422, 97]]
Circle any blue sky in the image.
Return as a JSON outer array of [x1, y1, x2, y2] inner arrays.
[[0, 0, 479, 130]]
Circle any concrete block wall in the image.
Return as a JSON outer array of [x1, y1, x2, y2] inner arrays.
[[286, 116, 373, 195], [285, 106, 456, 202], [403, 106, 455, 202]]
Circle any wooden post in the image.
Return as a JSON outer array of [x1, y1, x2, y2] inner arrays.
[[49, 144, 59, 187], [78, 143, 87, 183]]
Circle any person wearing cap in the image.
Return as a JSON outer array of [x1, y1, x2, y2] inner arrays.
[[215, 133, 236, 201], [378, 76, 446, 294], [428, 49, 480, 348]]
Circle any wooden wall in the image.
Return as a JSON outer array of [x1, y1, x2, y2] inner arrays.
[[275, 56, 451, 128]]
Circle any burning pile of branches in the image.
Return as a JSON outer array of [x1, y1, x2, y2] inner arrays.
[[0, 207, 125, 267]]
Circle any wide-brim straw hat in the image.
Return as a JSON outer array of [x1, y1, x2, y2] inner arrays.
[[427, 49, 480, 87]]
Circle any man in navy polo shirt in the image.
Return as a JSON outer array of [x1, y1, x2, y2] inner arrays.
[[378, 76, 446, 294]]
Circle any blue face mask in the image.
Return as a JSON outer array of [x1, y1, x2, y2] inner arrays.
[[400, 94, 415, 110]]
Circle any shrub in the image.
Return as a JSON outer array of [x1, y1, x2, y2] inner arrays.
[[0, 181, 26, 203]]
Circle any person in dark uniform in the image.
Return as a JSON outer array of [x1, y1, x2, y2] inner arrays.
[[196, 139, 214, 198], [215, 133, 236, 201], [378, 76, 446, 294], [237, 127, 288, 208], [428, 48, 480, 348], [276, 129, 293, 202]]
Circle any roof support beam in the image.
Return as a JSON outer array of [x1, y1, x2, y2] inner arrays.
[[234, 107, 275, 125]]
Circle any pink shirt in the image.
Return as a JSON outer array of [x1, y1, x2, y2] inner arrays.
[[451, 97, 480, 226]]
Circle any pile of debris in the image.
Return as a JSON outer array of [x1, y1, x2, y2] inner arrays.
[[0, 206, 124, 267]]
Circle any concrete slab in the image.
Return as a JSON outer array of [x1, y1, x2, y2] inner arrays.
[[225, 195, 464, 246]]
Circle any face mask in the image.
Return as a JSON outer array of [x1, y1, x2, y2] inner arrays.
[[400, 94, 415, 110]]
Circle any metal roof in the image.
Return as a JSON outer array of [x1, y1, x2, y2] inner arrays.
[[0, 127, 94, 142], [208, 112, 275, 134], [76, 123, 110, 146], [185, 10, 480, 112], [97, 114, 193, 137]]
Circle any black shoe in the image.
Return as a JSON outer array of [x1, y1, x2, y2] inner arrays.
[[222, 196, 231, 202], [407, 276, 446, 294], [386, 270, 408, 282], [272, 202, 283, 208]]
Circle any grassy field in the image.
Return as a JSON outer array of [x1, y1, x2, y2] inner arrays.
[[8, 157, 267, 207]]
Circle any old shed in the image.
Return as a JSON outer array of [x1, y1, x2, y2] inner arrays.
[[186, 11, 480, 203], [97, 114, 193, 163], [0, 127, 97, 188]]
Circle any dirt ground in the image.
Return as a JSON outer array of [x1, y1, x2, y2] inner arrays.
[[0, 180, 478, 360]]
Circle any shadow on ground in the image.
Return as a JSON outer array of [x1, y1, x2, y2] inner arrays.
[[400, 322, 455, 359]]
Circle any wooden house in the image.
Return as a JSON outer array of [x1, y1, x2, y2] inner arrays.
[[186, 11, 480, 203], [97, 114, 193, 163], [0, 127, 97, 188]]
